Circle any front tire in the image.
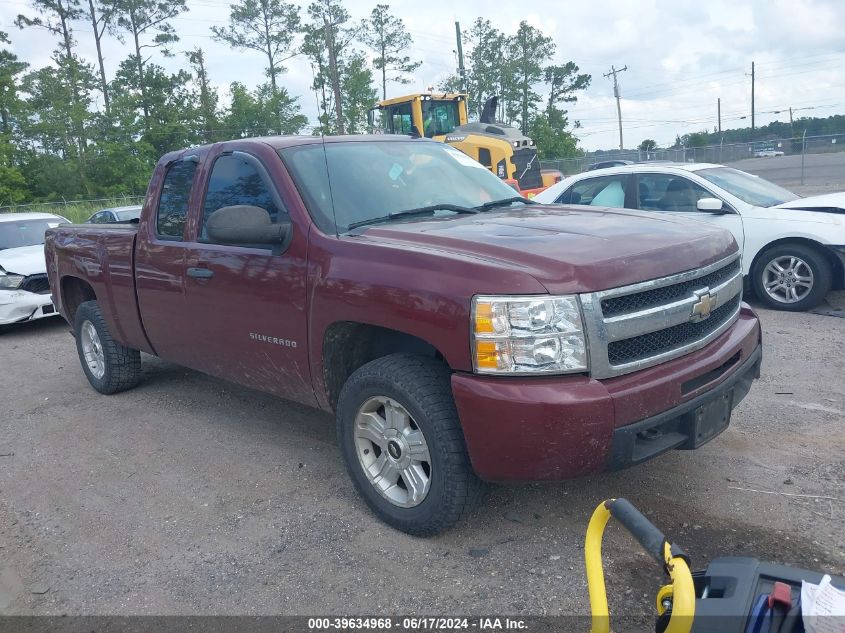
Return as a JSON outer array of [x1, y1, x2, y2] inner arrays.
[[336, 354, 484, 536], [751, 243, 832, 311], [74, 300, 141, 394]]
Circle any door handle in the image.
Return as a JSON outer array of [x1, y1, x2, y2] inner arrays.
[[186, 267, 214, 279]]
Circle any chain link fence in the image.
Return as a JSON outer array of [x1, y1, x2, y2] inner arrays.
[[542, 133, 845, 176], [0, 195, 146, 223]]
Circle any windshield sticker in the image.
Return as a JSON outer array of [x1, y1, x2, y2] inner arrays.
[[444, 147, 486, 169], [388, 163, 404, 181]]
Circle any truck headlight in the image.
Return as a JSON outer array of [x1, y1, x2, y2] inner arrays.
[[471, 295, 588, 374], [0, 274, 24, 290]]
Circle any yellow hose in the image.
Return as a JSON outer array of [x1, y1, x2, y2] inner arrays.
[[584, 500, 695, 633], [585, 501, 613, 633]]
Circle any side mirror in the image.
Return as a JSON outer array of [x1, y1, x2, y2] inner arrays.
[[697, 197, 727, 213], [207, 205, 289, 245]]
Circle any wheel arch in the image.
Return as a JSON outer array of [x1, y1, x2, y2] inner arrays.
[[60, 276, 96, 322], [748, 237, 843, 290], [321, 321, 448, 412]]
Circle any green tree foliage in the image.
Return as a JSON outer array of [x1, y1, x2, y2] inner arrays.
[[15, 0, 96, 191], [531, 109, 580, 159], [211, 0, 300, 98], [507, 21, 554, 134], [638, 139, 657, 151], [186, 48, 220, 144], [0, 33, 28, 205], [304, 0, 357, 134], [341, 51, 377, 133], [223, 82, 307, 138], [360, 4, 420, 100], [304, 0, 375, 135], [454, 20, 588, 157], [113, 0, 187, 132], [84, 0, 118, 114], [462, 18, 508, 120]]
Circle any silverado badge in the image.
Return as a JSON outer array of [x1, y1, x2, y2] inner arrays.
[[690, 289, 717, 322]]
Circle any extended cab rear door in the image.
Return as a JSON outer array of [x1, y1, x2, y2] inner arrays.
[[179, 146, 315, 406], [135, 156, 199, 361]]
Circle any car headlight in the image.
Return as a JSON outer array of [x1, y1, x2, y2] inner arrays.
[[471, 295, 588, 374], [0, 274, 24, 290]]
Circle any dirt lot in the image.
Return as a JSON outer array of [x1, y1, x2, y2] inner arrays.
[[0, 294, 843, 618]]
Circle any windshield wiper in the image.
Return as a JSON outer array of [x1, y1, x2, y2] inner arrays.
[[474, 196, 533, 212], [347, 204, 479, 230]]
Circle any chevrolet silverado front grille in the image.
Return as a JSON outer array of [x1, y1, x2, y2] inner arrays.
[[600, 258, 741, 317], [607, 295, 741, 365], [580, 253, 743, 379]]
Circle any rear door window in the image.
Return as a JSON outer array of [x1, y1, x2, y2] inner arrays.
[[157, 160, 198, 239], [557, 175, 628, 207]]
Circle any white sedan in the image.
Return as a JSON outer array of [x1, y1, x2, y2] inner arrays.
[[0, 212, 70, 327], [533, 163, 845, 311]]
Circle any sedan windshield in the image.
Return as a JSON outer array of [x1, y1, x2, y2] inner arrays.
[[280, 140, 521, 234], [0, 218, 67, 250], [115, 208, 142, 221], [696, 167, 799, 207]]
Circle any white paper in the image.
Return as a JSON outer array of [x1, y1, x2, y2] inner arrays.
[[802, 575, 845, 633]]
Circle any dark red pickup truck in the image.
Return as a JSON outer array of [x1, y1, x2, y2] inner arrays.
[[46, 135, 762, 535]]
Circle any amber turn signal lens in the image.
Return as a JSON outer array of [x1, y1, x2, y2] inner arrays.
[[475, 340, 500, 370], [474, 302, 494, 334]]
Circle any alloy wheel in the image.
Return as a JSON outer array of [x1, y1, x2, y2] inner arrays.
[[761, 255, 814, 304], [353, 396, 432, 508], [80, 320, 106, 379]]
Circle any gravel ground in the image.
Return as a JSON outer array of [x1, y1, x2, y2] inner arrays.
[[0, 293, 843, 618]]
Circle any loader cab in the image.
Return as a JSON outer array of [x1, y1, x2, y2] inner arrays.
[[369, 93, 468, 138]]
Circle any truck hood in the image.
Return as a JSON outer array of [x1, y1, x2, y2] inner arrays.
[[0, 244, 47, 276], [356, 204, 737, 294]]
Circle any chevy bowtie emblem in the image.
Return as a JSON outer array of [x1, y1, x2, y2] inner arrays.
[[691, 289, 717, 321]]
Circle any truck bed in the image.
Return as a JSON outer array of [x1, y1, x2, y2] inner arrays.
[[45, 223, 153, 354]]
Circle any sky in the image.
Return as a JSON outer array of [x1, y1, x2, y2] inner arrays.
[[2, 0, 845, 151]]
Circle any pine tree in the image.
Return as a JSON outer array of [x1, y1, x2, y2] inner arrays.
[[360, 4, 420, 100]]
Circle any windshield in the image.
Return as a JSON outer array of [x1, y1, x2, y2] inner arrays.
[[0, 218, 68, 250], [279, 140, 520, 234], [422, 100, 460, 138], [696, 167, 799, 207]]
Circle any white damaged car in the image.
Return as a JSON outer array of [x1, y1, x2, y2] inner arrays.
[[0, 212, 70, 327], [534, 164, 845, 311]]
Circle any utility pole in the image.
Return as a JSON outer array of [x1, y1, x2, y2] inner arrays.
[[750, 61, 755, 138], [789, 106, 794, 138], [717, 98, 721, 134], [603, 64, 627, 151], [454, 21, 466, 94]]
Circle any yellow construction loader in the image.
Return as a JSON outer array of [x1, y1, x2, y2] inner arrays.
[[368, 92, 562, 196]]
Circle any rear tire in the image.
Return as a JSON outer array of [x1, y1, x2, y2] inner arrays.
[[336, 354, 484, 536], [751, 243, 832, 311], [74, 300, 141, 394]]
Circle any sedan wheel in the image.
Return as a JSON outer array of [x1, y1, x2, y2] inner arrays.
[[751, 243, 832, 311], [761, 255, 814, 304]]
